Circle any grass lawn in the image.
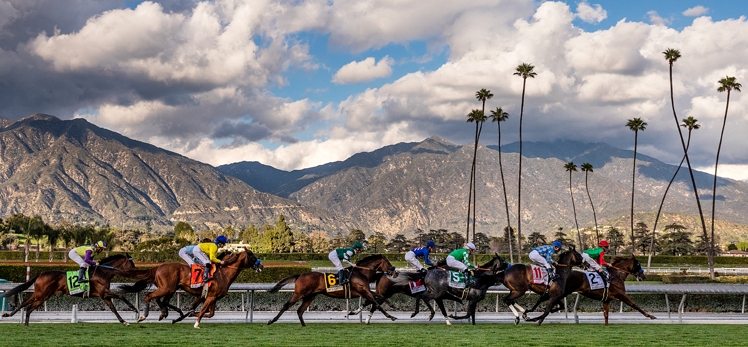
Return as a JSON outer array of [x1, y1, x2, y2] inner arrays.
[[0, 323, 746, 346]]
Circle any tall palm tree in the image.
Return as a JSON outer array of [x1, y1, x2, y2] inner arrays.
[[472, 89, 493, 250], [490, 107, 513, 263], [663, 48, 711, 276], [565, 162, 582, 248], [580, 163, 599, 244], [466, 109, 487, 246], [626, 117, 647, 255], [711, 76, 742, 270], [46, 225, 61, 262], [513, 63, 536, 263], [647, 116, 699, 272]]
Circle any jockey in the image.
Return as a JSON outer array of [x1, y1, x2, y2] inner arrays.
[[69, 241, 106, 283], [193, 236, 228, 282], [405, 241, 436, 272], [329, 242, 363, 285], [446, 243, 476, 274], [178, 238, 213, 266], [583, 241, 611, 282], [529, 241, 562, 282]]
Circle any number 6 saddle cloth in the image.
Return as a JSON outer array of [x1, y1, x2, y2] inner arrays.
[[324, 273, 345, 292]]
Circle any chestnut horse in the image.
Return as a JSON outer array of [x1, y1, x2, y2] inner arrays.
[[266, 255, 396, 326], [523, 255, 656, 325], [120, 248, 263, 328], [1, 254, 139, 326], [501, 248, 583, 325]]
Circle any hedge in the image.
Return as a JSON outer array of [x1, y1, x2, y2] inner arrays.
[[0, 264, 310, 283], [4, 251, 748, 266]]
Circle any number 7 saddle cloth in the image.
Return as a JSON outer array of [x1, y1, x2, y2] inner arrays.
[[190, 264, 217, 289]]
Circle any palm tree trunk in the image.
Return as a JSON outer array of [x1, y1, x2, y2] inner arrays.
[[24, 229, 30, 263], [35, 239, 40, 262], [63, 245, 68, 262], [647, 130, 692, 273], [710, 89, 730, 278], [497, 122, 514, 263], [570, 171, 582, 248], [473, 122, 484, 265], [584, 172, 598, 245], [49, 242, 54, 262], [466, 122, 479, 245], [668, 63, 711, 278], [631, 131, 638, 255], [517, 77, 527, 262]]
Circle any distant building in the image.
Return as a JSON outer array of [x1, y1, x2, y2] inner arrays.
[[721, 250, 748, 257]]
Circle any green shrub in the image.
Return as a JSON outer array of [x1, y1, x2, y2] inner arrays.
[[661, 275, 716, 284]]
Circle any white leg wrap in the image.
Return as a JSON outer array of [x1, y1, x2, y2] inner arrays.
[[509, 305, 519, 317]]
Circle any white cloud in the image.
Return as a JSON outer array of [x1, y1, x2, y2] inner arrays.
[[576, 2, 607, 24], [332, 56, 394, 84], [683, 6, 709, 17], [647, 10, 671, 26], [0, 1, 19, 29]]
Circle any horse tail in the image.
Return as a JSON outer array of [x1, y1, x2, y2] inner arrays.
[[387, 272, 415, 286], [119, 280, 151, 293], [2, 276, 39, 297], [267, 275, 299, 293]]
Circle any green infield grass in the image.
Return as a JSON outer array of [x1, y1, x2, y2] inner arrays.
[[0, 323, 746, 347]]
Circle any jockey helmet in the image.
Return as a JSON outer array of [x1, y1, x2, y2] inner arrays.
[[353, 242, 364, 250], [465, 242, 476, 250], [426, 241, 436, 248], [95, 240, 106, 248], [599, 240, 610, 247], [551, 241, 563, 249], [215, 235, 228, 244]]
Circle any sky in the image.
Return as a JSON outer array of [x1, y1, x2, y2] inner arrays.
[[1, 0, 747, 180]]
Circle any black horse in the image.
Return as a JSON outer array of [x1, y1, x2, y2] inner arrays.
[[386, 255, 508, 325]]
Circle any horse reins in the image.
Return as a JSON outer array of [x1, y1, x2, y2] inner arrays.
[[608, 265, 631, 274]]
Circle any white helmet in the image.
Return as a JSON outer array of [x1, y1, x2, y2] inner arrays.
[[465, 242, 476, 250]]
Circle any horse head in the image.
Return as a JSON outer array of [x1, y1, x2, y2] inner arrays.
[[356, 255, 394, 275], [481, 253, 509, 274], [224, 248, 263, 272], [100, 254, 135, 270], [558, 247, 583, 268], [611, 255, 645, 281]]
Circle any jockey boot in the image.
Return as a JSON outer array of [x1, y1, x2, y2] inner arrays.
[[78, 268, 88, 283], [418, 268, 427, 273], [203, 264, 214, 282], [547, 268, 558, 282], [338, 269, 349, 285]]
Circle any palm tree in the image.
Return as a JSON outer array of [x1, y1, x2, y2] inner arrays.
[[472, 89, 493, 251], [626, 117, 647, 255], [711, 76, 742, 271], [663, 48, 711, 276], [580, 163, 599, 244], [564, 162, 582, 248], [647, 116, 699, 272], [490, 107, 513, 263], [513, 63, 536, 263], [46, 225, 61, 262], [465, 109, 487, 246], [28, 216, 47, 262]]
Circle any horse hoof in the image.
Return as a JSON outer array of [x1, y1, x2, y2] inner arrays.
[[123, 322, 130, 327], [446, 319, 452, 326], [410, 313, 417, 318], [158, 316, 165, 321], [193, 322, 200, 329], [137, 316, 146, 322], [514, 317, 519, 325], [650, 315, 657, 320], [267, 320, 273, 325], [428, 315, 435, 321], [171, 320, 177, 325]]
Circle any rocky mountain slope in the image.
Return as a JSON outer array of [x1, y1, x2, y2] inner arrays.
[[0, 114, 349, 232]]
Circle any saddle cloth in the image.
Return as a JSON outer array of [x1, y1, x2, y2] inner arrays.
[[448, 271, 466, 289], [583, 271, 609, 291], [409, 279, 426, 294], [530, 265, 548, 285], [190, 264, 216, 289], [324, 273, 344, 292], [66, 270, 89, 295]]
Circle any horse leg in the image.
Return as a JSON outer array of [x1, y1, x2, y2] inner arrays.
[[365, 291, 396, 321], [616, 293, 656, 320], [422, 299, 436, 321], [410, 298, 421, 318], [101, 297, 130, 326], [172, 296, 203, 324], [503, 291, 526, 325], [527, 292, 561, 325], [157, 294, 175, 321], [162, 293, 184, 317], [603, 301, 610, 326], [268, 292, 303, 326], [296, 295, 317, 327], [23, 298, 45, 327], [138, 287, 170, 322], [2, 294, 34, 318], [434, 299, 451, 325], [523, 293, 549, 320], [192, 296, 217, 329]]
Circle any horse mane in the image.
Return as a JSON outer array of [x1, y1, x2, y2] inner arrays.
[[356, 254, 384, 267], [99, 254, 128, 264]]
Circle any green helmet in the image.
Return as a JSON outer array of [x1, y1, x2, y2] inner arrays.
[[353, 242, 364, 250]]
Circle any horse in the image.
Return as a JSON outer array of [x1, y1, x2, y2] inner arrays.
[[501, 248, 583, 325], [1, 254, 139, 326], [266, 254, 396, 327], [523, 255, 656, 325], [120, 248, 263, 328], [386, 254, 509, 325]]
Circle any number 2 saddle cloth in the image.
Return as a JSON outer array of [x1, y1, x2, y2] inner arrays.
[[190, 264, 217, 289], [583, 271, 609, 291]]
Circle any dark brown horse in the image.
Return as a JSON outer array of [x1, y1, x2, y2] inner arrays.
[[388, 255, 508, 325], [1, 254, 139, 326], [524, 255, 656, 325], [501, 248, 583, 325], [266, 255, 396, 326], [120, 248, 263, 328]]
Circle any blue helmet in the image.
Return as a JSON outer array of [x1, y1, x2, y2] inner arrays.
[[426, 241, 436, 248], [215, 236, 228, 244], [552, 241, 563, 249]]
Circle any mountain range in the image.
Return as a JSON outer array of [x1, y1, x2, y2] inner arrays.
[[2, 114, 747, 242]]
